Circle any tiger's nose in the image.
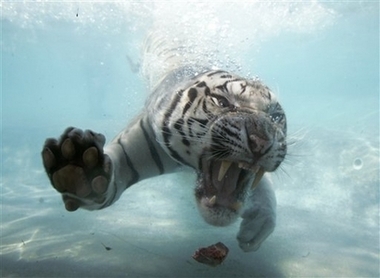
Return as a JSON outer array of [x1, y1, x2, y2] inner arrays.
[[249, 133, 272, 155], [245, 118, 274, 155]]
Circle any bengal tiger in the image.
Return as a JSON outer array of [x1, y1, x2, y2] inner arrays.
[[41, 34, 287, 252]]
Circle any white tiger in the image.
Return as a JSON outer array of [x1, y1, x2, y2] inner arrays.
[[41, 34, 287, 252]]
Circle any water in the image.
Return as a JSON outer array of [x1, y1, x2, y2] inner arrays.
[[1, 1, 379, 277]]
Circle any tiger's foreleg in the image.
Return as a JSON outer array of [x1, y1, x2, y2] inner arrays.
[[236, 176, 277, 252], [41, 116, 177, 211]]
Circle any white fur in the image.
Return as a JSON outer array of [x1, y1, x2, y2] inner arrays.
[[237, 176, 277, 252]]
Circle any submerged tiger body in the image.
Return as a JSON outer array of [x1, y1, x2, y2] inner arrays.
[[42, 39, 287, 252]]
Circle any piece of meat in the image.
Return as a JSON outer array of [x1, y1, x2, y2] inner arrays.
[[192, 242, 229, 266]]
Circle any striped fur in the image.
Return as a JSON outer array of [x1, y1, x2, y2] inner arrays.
[[146, 69, 287, 172], [101, 67, 287, 228], [42, 33, 287, 252]]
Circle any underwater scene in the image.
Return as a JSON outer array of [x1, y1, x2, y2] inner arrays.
[[1, 1, 379, 277]]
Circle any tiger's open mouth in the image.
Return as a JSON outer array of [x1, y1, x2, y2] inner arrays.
[[195, 159, 265, 226]]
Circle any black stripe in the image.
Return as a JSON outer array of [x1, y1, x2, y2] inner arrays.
[[190, 117, 209, 128], [187, 116, 209, 139], [187, 118, 195, 138], [117, 138, 139, 187], [196, 81, 207, 87], [207, 70, 226, 77], [216, 85, 227, 94], [220, 74, 233, 79], [239, 83, 247, 95], [162, 90, 190, 166], [162, 90, 183, 148], [202, 99, 209, 114], [227, 122, 241, 131], [196, 131, 207, 138], [174, 118, 190, 147], [216, 78, 245, 94], [140, 119, 165, 175], [204, 86, 211, 96], [261, 143, 274, 156], [219, 128, 241, 143], [162, 90, 183, 147], [182, 88, 198, 116], [194, 98, 203, 113], [260, 90, 271, 100]]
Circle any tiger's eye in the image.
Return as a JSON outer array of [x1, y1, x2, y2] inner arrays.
[[211, 96, 230, 108], [218, 97, 229, 108]]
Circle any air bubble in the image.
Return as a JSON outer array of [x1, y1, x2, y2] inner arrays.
[[352, 158, 363, 170]]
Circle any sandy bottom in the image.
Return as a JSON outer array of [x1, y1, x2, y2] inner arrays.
[[1, 126, 379, 277]]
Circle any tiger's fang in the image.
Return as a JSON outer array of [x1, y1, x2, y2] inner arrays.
[[209, 195, 217, 206], [251, 168, 265, 189], [218, 161, 232, 181]]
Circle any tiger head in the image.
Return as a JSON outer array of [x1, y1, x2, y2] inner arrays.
[[153, 70, 287, 226]]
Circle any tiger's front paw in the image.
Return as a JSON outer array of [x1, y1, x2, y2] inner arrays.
[[236, 205, 276, 252], [42, 127, 112, 211], [236, 178, 277, 252]]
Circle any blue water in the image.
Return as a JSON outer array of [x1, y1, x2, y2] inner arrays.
[[1, 1, 379, 277]]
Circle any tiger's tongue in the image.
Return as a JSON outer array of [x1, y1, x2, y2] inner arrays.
[[211, 161, 239, 195]]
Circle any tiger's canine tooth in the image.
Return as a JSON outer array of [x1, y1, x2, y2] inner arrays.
[[209, 195, 217, 206], [251, 168, 265, 189], [218, 161, 232, 181], [229, 201, 243, 211]]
